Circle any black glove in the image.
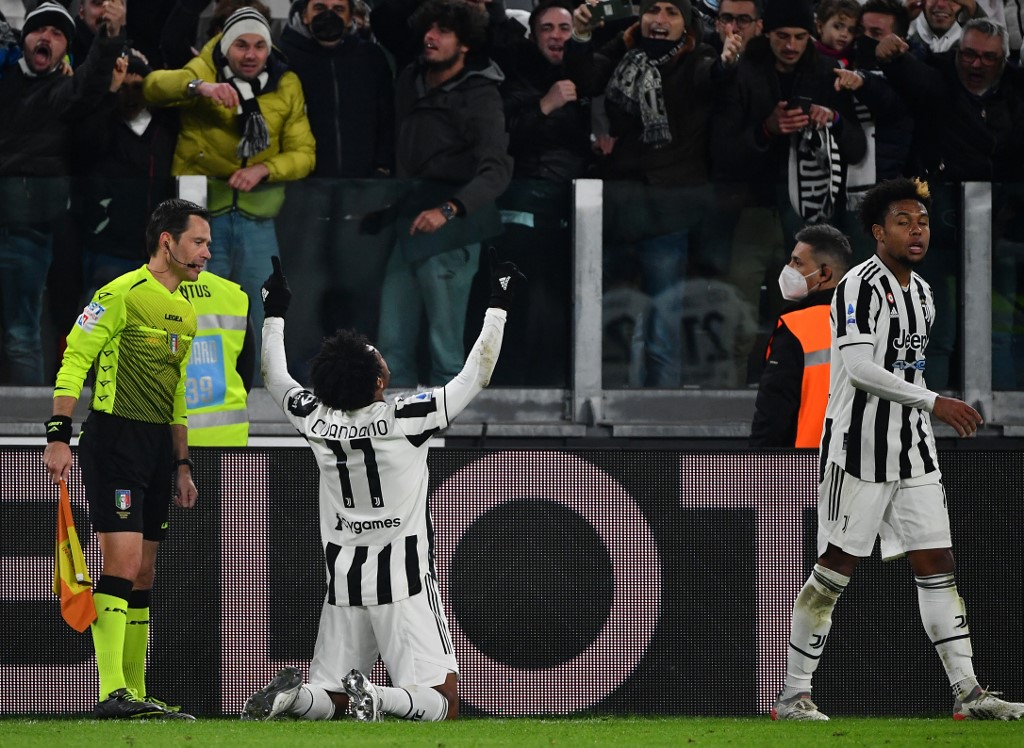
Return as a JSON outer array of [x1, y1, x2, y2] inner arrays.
[[487, 247, 526, 311], [261, 255, 291, 318]]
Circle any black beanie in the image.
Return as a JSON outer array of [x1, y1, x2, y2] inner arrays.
[[762, 0, 815, 32], [20, 1, 75, 44]]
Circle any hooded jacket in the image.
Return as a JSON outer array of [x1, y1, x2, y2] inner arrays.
[[143, 35, 316, 217], [278, 0, 395, 177], [393, 55, 512, 261]]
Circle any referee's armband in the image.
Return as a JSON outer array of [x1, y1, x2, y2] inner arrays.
[[45, 415, 73, 444]]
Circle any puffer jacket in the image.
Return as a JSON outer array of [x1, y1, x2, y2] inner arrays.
[[143, 35, 316, 217]]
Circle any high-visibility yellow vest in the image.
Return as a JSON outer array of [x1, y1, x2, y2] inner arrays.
[[180, 273, 250, 446]]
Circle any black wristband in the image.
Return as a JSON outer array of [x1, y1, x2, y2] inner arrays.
[[174, 458, 193, 471], [45, 415, 73, 444]]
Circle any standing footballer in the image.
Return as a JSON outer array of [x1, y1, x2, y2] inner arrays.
[[772, 178, 1024, 721], [243, 250, 524, 722]]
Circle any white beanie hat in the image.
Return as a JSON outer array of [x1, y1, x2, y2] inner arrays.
[[218, 7, 272, 55]]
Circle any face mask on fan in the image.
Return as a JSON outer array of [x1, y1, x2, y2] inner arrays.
[[778, 264, 821, 301], [310, 10, 347, 43]]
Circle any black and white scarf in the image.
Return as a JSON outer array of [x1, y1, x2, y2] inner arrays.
[[220, 63, 270, 160], [605, 39, 684, 147], [788, 125, 843, 223]]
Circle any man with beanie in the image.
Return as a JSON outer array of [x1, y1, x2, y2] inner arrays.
[[144, 5, 316, 373], [275, 0, 396, 370], [709, 0, 864, 337], [0, 1, 125, 385]]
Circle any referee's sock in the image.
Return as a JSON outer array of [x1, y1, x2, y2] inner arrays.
[[379, 685, 449, 721], [92, 576, 133, 701], [782, 563, 849, 699], [915, 573, 979, 698], [123, 589, 151, 699]]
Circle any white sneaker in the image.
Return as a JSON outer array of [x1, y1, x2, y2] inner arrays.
[[771, 692, 830, 721], [954, 687, 1024, 721], [241, 667, 303, 720], [343, 669, 383, 722]]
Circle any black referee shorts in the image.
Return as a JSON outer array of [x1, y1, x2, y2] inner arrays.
[[78, 411, 174, 542]]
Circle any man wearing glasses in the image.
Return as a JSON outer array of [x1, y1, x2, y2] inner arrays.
[[876, 18, 1024, 182], [711, 0, 763, 66]]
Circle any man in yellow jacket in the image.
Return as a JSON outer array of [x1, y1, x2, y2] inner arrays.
[[750, 223, 851, 448], [143, 6, 316, 354], [180, 270, 254, 446]]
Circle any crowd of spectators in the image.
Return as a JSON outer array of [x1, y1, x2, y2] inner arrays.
[[0, 0, 1022, 389]]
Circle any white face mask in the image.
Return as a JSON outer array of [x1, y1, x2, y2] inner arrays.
[[778, 264, 821, 301]]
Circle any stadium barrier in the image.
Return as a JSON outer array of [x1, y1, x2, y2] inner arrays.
[[2, 446, 1021, 717]]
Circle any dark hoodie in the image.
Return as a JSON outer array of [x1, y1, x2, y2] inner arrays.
[[278, 0, 395, 177], [394, 55, 512, 261]]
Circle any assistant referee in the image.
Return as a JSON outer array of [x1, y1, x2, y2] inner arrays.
[[42, 199, 211, 720]]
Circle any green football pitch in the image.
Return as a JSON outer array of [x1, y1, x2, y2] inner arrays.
[[1, 716, 1021, 747]]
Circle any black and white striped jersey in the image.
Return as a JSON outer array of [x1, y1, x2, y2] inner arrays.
[[821, 255, 940, 482], [262, 309, 507, 606]]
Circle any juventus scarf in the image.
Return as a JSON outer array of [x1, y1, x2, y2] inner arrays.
[[788, 125, 843, 223], [605, 40, 684, 147], [219, 64, 271, 160]]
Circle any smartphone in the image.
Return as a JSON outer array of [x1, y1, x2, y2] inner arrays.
[[592, 0, 636, 22], [794, 95, 814, 114]]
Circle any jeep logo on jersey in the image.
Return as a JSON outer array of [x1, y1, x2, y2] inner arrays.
[[288, 390, 318, 416], [892, 332, 928, 350]]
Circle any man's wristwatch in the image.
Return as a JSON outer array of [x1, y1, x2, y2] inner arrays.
[[186, 79, 203, 98], [439, 201, 457, 221], [174, 458, 194, 471]]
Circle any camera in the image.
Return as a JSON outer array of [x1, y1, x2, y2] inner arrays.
[[592, 0, 636, 22]]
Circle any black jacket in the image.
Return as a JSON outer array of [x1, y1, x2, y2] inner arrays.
[[880, 49, 1024, 183], [0, 26, 123, 225], [278, 6, 395, 178], [500, 41, 593, 181], [394, 57, 512, 261], [710, 36, 866, 203]]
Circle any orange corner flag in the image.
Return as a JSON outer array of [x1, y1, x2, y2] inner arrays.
[[53, 479, 96, 633]]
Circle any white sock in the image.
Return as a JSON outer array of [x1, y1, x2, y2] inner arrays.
[[915, 573, 978, 697], [290, 685, 336, 721], [378, 684, 449, 721], [783, 563, 849, 697]]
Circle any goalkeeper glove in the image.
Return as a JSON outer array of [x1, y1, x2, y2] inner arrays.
[[261, 255, 291, 318], [488, 247, 526, 311]]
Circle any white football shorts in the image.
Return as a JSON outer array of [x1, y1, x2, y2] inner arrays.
[[308, 573, 459, 692], [817, 463, 952, 560]]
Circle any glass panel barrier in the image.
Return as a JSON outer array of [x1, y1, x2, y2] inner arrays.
[[992, 182, 1024, 390]]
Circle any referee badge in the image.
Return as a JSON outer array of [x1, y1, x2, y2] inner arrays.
[[169, 333, 180, 355], [114, 489, 131, 511]]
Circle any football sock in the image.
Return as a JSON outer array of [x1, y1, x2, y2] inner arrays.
[[123, 589, 151, 699], [915, 573, 978, 696], [291, 685, 336, 720], [379, 685, 449, 721], [783, 563, 849, 697], [92, 575, 133, 701]]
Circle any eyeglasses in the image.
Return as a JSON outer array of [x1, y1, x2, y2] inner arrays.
[[957, 47, 1003, 65], [717, 12, 756, 27]]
